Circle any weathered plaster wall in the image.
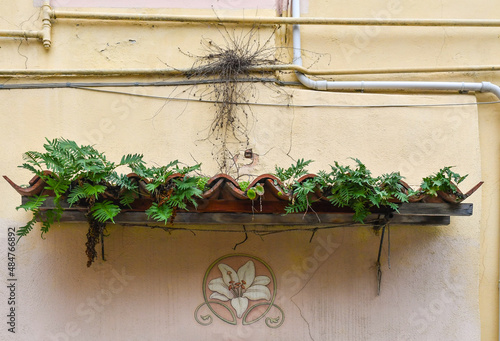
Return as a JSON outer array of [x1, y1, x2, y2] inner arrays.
[[0, 1, 496, 340]]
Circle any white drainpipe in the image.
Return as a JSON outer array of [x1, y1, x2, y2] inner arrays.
[[291, 0, 500, 100], [291, 0, 500, 338]]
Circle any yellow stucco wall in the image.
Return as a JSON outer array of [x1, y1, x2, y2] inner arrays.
[[0, 1, 498, 340]]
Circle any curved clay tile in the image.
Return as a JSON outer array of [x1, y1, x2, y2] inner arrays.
[[421, 194, 446, 203], [125, 172, 141, 179], [165, 173, 184, 182], [225, 182, 248, 200], [247, 174, 288, 201], [248, 174, 282, 188], [264, 179, 291, 201], [202, 178, 224, 199], [437, 181, 484, 203], [207, 174, 239, 188], [463, 181, 484, 199], [297, 173, 317, 183], [4, 171, 483, 209], [3, 175, 47, 196]]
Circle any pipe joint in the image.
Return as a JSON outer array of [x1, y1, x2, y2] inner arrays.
[[41, 1, 52, 49]]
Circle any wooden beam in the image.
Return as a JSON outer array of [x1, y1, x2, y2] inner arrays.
[[26, 197, 471, 226], [397, 203, 473, 216], [37, 210, 450, 226]]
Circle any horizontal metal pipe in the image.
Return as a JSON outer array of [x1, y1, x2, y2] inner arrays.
[[292, 0, 500, 100], [0, 30, 41, 39], [2, 64, 500, 78], [0, 78, 284, 90], [0, 68, 186, 77], [51, 10, 500, 27], [260, 64, 500, 76]]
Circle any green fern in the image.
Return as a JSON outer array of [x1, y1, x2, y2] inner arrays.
[[120, 153, 144, 168], [16, 217, 38, 239], [169, 177, 203, 210], [67, 186, 87, 205], [16, 194, 48, 212], [106, 173, 137, 191], [119, 189, 136, 207], [274, 158, 313, 189], [145, 203, 173, 223], [83, 183, 107, 199], [41, 209, 63, 237], [90, 201, 120, 223]]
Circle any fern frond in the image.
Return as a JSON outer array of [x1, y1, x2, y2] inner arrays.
[[119, 189, 136, 207], [177, 163, 201, 175], [16, 195, 48, 212], [44, 175, 71, 196], [145, 183, 159, 193], [90, 201, 120, 223], [40, 208, 63, 237], [169, 178, 203, 210], [82, 183, 107, 199], [106, 173, 137, 191], [67, 186, 87, 205], [120, 153, 144, 167], [145, 203, 173, 224], [17, 216, 38, 239]]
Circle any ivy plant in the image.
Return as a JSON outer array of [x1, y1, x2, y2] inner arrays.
[[419, 166, 467, 198]]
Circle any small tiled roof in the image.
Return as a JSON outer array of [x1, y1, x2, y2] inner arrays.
[[3, 172, 483, 211]]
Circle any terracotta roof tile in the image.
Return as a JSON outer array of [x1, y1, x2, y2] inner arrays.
[[4, 172, 483, 211]]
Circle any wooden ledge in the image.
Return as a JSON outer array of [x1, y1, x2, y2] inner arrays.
[[27, 196, 473, 226]]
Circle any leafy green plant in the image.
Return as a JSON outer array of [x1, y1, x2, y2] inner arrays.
[[17, 138, 143, 239], [132, 161, 203, 224], [419, 166, 467, 198], [16, 138, 203, 266], [324, 159, 409, 222], [13, 139, 473, 265], [196, 176, 210, 191], [275, 158, 313, 190], [246, 184, 264, 200], [276, 158, 411, 222], [238, 181, 250, 192]]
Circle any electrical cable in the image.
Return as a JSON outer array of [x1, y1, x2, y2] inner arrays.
[[74, 86, 499, 109], [1, 78, 497, 108]]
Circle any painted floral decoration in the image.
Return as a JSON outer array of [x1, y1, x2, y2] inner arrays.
[[208, 260, 271, 318]]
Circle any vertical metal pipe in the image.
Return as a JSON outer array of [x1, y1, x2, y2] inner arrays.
[[41, 1, 52, 49]]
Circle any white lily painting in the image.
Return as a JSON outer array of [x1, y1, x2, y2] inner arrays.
[[208, 260, 271, 318]]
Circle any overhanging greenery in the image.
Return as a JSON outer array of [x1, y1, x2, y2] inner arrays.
[[11, 138, 470, 266]]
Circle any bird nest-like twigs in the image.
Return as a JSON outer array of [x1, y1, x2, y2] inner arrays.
[[183, 25, 280, 172]]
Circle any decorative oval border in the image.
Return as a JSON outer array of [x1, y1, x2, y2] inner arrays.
[[197, 253, 281, 326]]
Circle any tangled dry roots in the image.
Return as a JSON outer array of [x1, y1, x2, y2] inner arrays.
[[184, 26, 279, 172], [85, 218, 105, 267]]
